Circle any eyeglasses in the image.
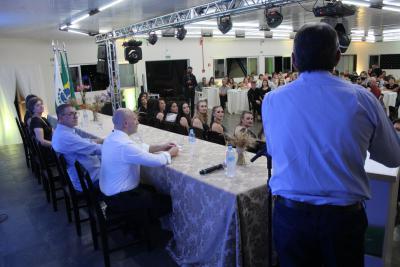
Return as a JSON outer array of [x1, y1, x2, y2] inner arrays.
[[63, 111, 78, 117]]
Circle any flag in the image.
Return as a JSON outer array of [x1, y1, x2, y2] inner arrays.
[[63, 50, 76, 98], [54, 51, 66, 107], [60, 52, 72, 100]]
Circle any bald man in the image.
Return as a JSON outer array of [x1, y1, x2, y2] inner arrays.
[[100, 108, 178, 217]]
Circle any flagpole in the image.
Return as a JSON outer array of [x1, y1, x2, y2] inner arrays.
[[62, 42, 76, 98]]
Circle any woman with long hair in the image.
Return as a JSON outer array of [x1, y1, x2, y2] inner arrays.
[[192, 100, 209, 131], [28, 97, 52, 147], [210, 106, 225, 134], [165, 101, 179, 122], [234, 111, 257, 138], [208, 77, 215, 87], [177, 102, 192, 130], [155, 98, 166, 121]]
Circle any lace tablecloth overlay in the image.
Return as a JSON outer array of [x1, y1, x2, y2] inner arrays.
[[48, 111, 270, 267]]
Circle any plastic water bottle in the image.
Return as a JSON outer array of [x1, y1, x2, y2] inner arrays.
[[188, 128, 196, 144], [188, 128, 196, 156], [226, 145, 236, 178], [82, 110, 89, 126]]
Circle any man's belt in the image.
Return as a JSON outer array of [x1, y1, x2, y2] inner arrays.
[[274, 195, 363, 212]]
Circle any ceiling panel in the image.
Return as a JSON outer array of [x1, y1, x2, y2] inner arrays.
[[0, 0, 400, 41]]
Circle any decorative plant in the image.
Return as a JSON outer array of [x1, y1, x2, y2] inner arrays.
[[229, 130, 257, 165], [76, 84, 90, 106]]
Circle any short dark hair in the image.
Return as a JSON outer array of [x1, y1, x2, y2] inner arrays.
[[188, 66, 193, 70], [56, 103, 72, 119], [26, 97, 42, 113], [393, 119, 400, 125], [293, 22, 339, 72]]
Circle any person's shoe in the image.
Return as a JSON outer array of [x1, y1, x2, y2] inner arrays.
[[0, 214, 8, 223]]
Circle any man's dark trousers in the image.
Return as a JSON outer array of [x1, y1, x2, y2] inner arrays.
[[273, 198, 368, 267]]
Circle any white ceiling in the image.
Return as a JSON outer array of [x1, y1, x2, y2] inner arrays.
[[1, 0, 400, 41]]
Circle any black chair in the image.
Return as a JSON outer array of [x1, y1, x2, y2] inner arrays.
[[37, 143, 68, 212], [22, 124, 41, 183], [207, 131, 226, 146], [192, 127, 205, 140], [75, 161, 146, 267], [161, 121, 176, 132], [52, 151, 98, 250], [15, 117, 31, 168], [173, 124, 188, 135]]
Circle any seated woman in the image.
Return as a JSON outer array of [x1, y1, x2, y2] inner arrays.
[[23, 94, 37, 127], [192, 100, 209, 131], [137, 92, 149, 111], [165, 101, 179, 123], [208, 77, 215, 87], [28, 97, 52, 147], [256, 79, 271, 102], [154, 98, 166, 121], [234, 111, 257, 139], [137, 95, 149, 123], [210, 106, 225, 134], [177, 102, 191, 130]]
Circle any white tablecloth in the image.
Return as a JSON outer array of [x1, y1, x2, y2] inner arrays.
[[202, 87, 220, 108], [47, 110, 270, 267], [227, 89, 249, 114], [382, 90, 397, 108]]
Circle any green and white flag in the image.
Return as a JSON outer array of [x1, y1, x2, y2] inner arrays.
[[54, 51, 66, 106]]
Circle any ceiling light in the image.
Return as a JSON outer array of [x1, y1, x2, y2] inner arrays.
[[342, 1, 371, 7], [71, 14, 90, 25], [382, 6, 400, 12], [266, 9, 283, 29], [383, 1, 400, 7], [60, 24, 69, 30], [123, 40, 142, 64], [176, 26, 187, 40], [67, 29, 89, 36], [99, 0, 125, 12], [218, 15, 233, 34], [147, 32, 158, 45], [383, 28, 400, 34]]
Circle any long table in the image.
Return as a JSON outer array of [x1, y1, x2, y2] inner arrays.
[[48, 110, 270, 267], [48, 110, 399, 267]]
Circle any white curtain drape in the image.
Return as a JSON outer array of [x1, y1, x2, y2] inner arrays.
[[0, 66, 20, 146], [0, 64, 50, 146], [15, 65, 50, 114]]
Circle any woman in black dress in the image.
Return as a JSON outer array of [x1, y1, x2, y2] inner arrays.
[[27, 97, 52, 147]]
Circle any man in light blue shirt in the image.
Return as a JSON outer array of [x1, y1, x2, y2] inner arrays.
[[262, 22, 400, 267], [52, 104, 102, 192]]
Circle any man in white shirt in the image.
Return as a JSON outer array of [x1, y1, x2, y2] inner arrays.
[[52, 104, 102, 191], [100, 108, 179, 216]]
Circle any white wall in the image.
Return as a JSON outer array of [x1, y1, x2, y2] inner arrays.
[[1, 36, 399, 112]]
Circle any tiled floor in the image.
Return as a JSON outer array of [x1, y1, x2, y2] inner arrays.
[[1, 113, 399, 267]]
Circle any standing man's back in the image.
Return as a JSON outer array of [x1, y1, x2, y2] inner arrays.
[[262, 22, 400, 267]]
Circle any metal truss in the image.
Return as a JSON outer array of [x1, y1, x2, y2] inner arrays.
[[95, 0, 303, 43], [105, 40, 122, 111]]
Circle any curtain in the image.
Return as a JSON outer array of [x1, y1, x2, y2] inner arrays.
[[0, 66, 20, 146], [15, 64, 51, 114]]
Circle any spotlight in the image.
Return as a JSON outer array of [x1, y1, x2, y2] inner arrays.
[[176, 26, 187, 41], [266, 9, 283, 28], [218, 15, 232, 34], [123, 40, 142, 64], [335, 23, 351, 53], [147, 32, 158, 45], [321, 17, 351, 53]]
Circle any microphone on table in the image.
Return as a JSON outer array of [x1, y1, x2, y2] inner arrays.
[[199, 164, 224, 175]]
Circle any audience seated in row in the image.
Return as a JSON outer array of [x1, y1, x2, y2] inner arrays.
[[27, 96, 53, 147]]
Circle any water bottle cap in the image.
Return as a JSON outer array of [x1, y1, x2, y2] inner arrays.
[[228, 144, 232, 149]]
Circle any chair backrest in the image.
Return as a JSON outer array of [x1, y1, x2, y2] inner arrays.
[[15, 117, 26, 142], [52, 150, 76, 196], [207, 131, 226, 146], [192, 127, 205, 140], [75, 161, 105, 223]]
